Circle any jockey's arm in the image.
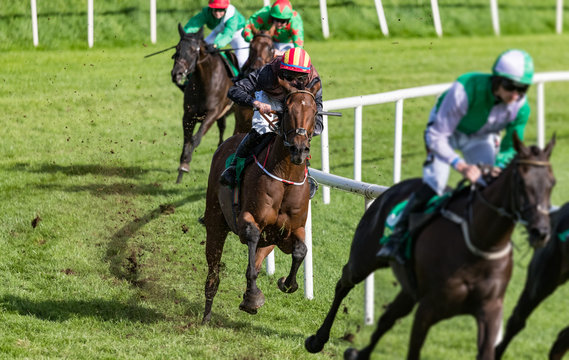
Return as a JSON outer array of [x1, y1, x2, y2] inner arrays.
[[228, 66, 268, 108], [183, 8, 208, 33], [314, 82, 323, 136], [290, 12, 304, 48], [495, 101, 530, 168]]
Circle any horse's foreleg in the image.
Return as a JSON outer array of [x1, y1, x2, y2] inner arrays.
[[549, 326, 569, 360], [476, 300, 504, 360], [203, 225, 229, 323], [177, 113, 197, 183], [495, 255, 560, 359], [277, 232, 307, 294], [216, 116, 226, 147], [344, 290, 416, 360], [239, 218, 265, 314]]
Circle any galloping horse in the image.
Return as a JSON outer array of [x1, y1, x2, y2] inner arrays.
[[496, 202, 569, 360], [305, 134, 556, 359], [201, 80, 320, 323], [233, 26, 276, 134], [171, 24, 235, 183]]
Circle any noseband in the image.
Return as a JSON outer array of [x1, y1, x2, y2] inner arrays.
[[281, 90, 316, 147], [476, 158, 551, 225], [173, 39, 208, 79]]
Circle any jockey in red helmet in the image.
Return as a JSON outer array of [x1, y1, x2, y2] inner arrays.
[[220, 48, 322, 188], [182, 0, 249, 68]]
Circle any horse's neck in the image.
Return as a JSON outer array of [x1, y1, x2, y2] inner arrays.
[[470, 167, 516, 250]]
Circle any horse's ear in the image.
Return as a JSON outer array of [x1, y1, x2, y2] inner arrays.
[[309, 81, 321, 98], [178, 23, 185, 38], [277, 75, 295, 93], [197, 26, 204, 39], [513, 131, 530, 157], [544, 132, 556, 158]]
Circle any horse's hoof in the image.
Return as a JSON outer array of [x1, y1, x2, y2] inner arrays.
[[277, 276, 298, 293], [239, 290, 265, 314], [344, 348, 360, 360], [202, 312, 211, 324], [305, 335, 325, 353], [178, 164, 190, 173]]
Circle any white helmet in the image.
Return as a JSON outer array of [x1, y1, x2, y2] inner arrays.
[[492, 49, 534, 85]]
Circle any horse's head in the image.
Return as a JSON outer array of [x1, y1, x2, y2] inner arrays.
[[512, 132, 556, 248], [171, 24, 205, 86], [242, 26, 275, 76], [278, 78, 320, 165]]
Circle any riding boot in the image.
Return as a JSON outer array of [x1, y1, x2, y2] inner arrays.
[[220, 130, 262, 187], [377, 183, 436, 264]]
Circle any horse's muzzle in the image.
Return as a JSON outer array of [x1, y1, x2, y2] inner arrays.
[[289, 144, 310, 165], [528, 225, 551, 248]]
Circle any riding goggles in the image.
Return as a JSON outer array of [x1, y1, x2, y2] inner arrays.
[[281, 71, 308, 82], [501, 78, 529, 94]]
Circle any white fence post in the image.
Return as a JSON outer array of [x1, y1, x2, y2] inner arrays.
[[150, 0, 157, 44], [319, 0, 330, 39], [321, 115, 331, 204], [304, 201, 314, 299], [88, 0, 94, 48], [266, 251, 275, 275], [393, 99, 404, 184], [30, 0, 39, 47], [354, 106, 363, 181], [490, 0, 500, 36], [430, 0, 443, 37], [374, 0, 389, 36], [537, 82, 545, 149], [557, 0, 564, 34], [364, 198, 375, 325]]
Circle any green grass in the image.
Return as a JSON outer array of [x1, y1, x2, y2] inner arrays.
[[3, 3, 569, 358]]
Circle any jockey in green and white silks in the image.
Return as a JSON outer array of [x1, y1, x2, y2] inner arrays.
[[183, 0, 249, 68], [424, 49, 534, 195], [242, 0, 304, 52], [377, 49, 535, 264]]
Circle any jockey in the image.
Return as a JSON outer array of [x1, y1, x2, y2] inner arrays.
[[242, 0, 304, 53], [377, 49, 535, 264], [183, 0, 249, 69], [220, 48, 323, 187]]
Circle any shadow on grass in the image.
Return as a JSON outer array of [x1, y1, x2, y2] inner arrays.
[[0, 294, 164, 323], [35, 182, 195, 197], [9, 162, 166, 180]]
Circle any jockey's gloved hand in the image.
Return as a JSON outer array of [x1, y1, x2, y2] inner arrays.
[[205, 43, 217, 53]]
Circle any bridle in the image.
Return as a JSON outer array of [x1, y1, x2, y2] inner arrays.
[[475, 158, 551, 226], [281, 90, 316, 147], [172, 37, 209, 79]]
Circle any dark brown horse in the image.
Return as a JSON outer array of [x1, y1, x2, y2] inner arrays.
[[305, 134, 556, 360], [201, 81, 320, 323], [171, 24, 235, 183], [496, 202, 569, 360], [233, 26, 276, 134]]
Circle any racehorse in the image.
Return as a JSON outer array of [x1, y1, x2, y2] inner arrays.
[[233, 26, 276, 134], [171, 24, 235, 183], [201, 80, 320, 323], [495, 202, 569, 360], [305, 133, 556, 360]]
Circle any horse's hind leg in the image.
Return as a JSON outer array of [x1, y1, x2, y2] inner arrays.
[[177, 113, 197, 183], [343, 291, 416, 360], [203, 224, 229, 323], [549, 326, 569, 360], [277, 235, 307, 294]]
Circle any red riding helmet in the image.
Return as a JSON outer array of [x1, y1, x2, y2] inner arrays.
[[208, 0, 229, 9], [280, 48, 311, 74]]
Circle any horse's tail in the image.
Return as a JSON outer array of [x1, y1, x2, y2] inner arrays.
[[198, 216, 205, 226]]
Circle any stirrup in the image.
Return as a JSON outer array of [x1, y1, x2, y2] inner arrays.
[[308, 175, 319, 199], [219, 166, 236, 187]]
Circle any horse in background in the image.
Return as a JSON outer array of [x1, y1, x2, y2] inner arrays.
[[171, 24, 235, 183], [233, 26, 276, 134], [201, 80, 320, 323], [495, 202, 569, 360], [305, 134, 556, 360]]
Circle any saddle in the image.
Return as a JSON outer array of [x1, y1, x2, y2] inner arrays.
[[219, 51, 240, 78]]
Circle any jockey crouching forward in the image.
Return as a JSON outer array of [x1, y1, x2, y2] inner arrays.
[[183, 0, 249, 69], [377, 49, 535, 264], [220, 48, 323, 187]]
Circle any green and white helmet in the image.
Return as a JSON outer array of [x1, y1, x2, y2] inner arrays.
[[492, 49, 534, 85]]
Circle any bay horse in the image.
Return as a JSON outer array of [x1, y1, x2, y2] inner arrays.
[[201, 80, 320, 323], [233, 26, 276, 134], [305, 133, 556, 360], [495, 202, 569, 360], [171, 24, 235, 183]]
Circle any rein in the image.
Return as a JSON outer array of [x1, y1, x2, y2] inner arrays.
[[443, 158, 551, 260]]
